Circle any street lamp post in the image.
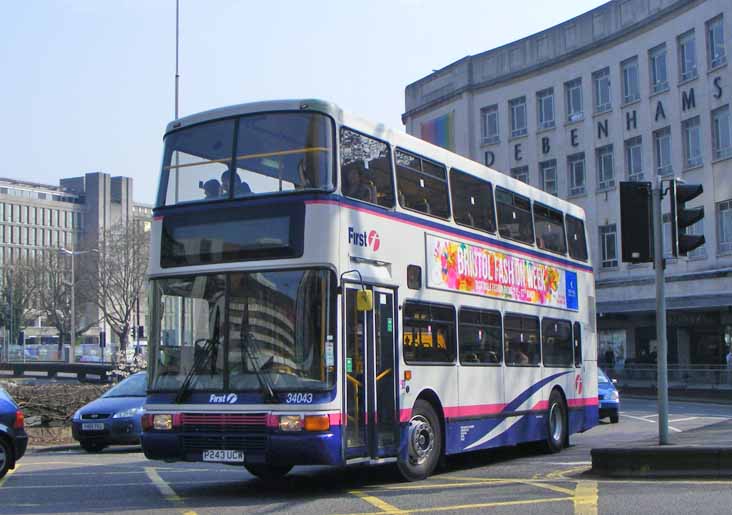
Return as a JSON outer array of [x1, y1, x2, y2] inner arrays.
[[59, 248, 98, 364]]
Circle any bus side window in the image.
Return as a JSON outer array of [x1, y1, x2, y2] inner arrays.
[[566, 215, 589, 261], [395, 149, 450, 219], [541, 318, 573, 367], [402, 301, 456, 364], [339, 128, 395, 208], [534, 203, 567, 255], [458, 308, 502, 365], [573, 321, 582, 367], [496, 187, 534, 244], [450, 168, 496, 234], [504, 314, 540, 366]]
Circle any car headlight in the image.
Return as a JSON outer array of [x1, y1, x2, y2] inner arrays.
[[610, 390, 619, 401], [112, 407, 144, 419], [73, 410, 82, 421]]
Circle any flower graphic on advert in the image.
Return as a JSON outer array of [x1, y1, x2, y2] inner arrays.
[[447, 267, 458, 288]]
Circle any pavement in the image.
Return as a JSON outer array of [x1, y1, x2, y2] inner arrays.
[[590, 417, 732, 478]]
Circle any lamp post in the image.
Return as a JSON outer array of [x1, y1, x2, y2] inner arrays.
[[59, 248, 98, 364]]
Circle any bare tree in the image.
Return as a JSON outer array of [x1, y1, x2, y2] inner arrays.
[[90, 222, 150, 354], [0, 256, 40, 343], [33, 250, 98, 351]]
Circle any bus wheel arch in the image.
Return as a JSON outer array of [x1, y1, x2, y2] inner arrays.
[[545, 386, 568, 452], [397, 390, 444, 481]]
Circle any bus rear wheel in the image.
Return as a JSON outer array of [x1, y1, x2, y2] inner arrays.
[[545, 390, 567, 453], [397, 399, 442, 482], [245, 464, 292, 481]]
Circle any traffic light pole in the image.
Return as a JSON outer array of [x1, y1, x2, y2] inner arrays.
[[652, 182, 670, 445]]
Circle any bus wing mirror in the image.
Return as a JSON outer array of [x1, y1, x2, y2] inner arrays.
[[356, 290, 373, 312]]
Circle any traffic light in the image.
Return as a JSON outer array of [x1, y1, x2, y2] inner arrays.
[[17, 331, 25, 346], [137, 325, 144, 339], [620, 182, 653, 263], [99, 331, 106, 348], [670, 180, 705, 257]]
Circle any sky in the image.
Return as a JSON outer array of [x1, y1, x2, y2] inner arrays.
[[0, 0, 607, 205]]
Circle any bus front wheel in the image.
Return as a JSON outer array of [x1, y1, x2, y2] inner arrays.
[[397, 399, 442, 481], [545, 390, 567, 453], [245, 464, 292, 481]]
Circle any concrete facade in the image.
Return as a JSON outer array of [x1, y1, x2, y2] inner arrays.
[[403, 0, 732, 367]]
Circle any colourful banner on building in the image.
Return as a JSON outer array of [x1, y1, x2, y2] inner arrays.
[[420, 112, 454, 151], [426, 234, 579, 311]]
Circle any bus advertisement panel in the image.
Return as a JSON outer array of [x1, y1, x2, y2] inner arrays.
[[426, 234, 579, 311]]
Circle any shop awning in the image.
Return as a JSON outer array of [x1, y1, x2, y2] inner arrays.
[[597, 293, 732, 314]]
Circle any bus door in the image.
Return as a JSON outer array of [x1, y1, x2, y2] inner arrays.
[[343, 285, 399, 460]]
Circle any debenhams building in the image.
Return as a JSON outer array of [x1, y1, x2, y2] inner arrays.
[[403, 0, 732, 368]]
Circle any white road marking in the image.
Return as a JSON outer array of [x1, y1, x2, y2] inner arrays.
[[622, 413, 682, 432], [546, 462, 592, 466]]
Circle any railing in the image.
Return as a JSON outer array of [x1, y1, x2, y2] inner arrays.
[[607, 365, 732, 390]]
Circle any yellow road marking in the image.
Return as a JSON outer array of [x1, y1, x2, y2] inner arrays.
[[545, 465, 591, 479], [0, 464, 19, 488], [350, 489, 406, 514], [335, 495, 575, 515], [442, 474, 575, 494], [145, 467, 183, 503], [574, 481, 598, 515]]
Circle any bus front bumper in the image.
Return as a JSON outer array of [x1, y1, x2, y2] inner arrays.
[[141, 428, 343, 466]]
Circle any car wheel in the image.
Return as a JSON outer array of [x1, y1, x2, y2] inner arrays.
[[244, 464, 293, 480], [545, 390, 567, 453], [610, 412, 619, 424], [397, 399, 442, 481], [81, 441, 106, 453], [0, 438, 11, 479]]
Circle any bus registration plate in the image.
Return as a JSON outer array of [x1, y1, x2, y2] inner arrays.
[[202, 450, 244, 463]]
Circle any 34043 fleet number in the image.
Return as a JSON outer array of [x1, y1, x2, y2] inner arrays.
[[285, 393, 314, 404]]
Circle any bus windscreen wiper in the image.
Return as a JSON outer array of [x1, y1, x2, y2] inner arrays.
[[240, 330, 279, 404], [174, 307, 220, 404]]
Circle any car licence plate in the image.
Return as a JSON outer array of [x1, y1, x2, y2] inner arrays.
[[202, 449, 245, 463], [82, 422, 105, 431]]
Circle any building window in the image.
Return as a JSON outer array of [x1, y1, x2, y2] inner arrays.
[[599, 224, 618, 268], [678, 30, 698, 82], [509, 97, 527, 138], [621, 56, 640, 103], [682, 116, 702, 168], [707, 15, 727, 69], [536, 88, 555, 129], [567, 153, 585, 196], [565, 78, 583, 122], [649, 44, 668, 93], [539, 160, 557, 196], [712, 105, 732, 160], [625, 136, 643, 181], [687, 218, 706, 259], [654, 127, 672, 175], [596, 145, 615, 190], [718, 200, 732, 253], [593, 67, 611, 113], [510, 165, 529, 184], [481, 104, 499, 144]]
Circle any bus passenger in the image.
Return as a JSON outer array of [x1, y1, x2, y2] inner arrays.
[[202, 179, 221, 198], [222, 170, 252, 196], [343, 167, 375, 203]]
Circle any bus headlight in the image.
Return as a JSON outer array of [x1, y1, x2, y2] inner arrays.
[[278, 415, 303, 432], [153, 414, 173, 430]]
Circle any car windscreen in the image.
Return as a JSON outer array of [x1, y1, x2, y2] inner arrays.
[[598, 369, 610, 384], [103, 373, 147, 397]]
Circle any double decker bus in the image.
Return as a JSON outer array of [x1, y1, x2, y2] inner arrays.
[[141, 99, 598, 481]]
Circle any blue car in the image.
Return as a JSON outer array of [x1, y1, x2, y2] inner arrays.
[[598, 368, 620, 423], [0, 385, 28, 479], [72, 372, 146, 452]]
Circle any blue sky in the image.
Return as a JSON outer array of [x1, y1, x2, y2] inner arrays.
[[1, 1, 606, 204]]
